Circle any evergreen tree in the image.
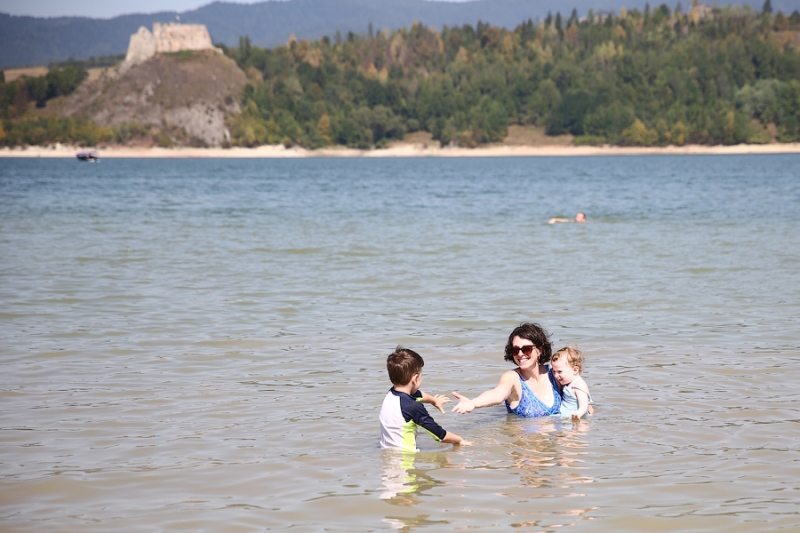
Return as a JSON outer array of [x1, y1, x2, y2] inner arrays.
[[568, 8, 579, 27]]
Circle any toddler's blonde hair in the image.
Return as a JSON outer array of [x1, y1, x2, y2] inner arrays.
[[552, 346, 584, 373]]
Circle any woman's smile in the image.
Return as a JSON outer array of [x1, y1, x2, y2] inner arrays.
[[511, 337, 539, 366]]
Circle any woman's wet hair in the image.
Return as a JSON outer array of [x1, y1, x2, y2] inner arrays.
[[387, 346, 424, 386], [504, 323, 552, 365]]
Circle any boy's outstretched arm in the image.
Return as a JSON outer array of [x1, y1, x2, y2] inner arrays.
[[441, 431, 469, 446], [420, 391, 451, 414]]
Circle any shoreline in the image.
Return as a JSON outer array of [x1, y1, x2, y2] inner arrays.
[[3, 142, 800, 158]]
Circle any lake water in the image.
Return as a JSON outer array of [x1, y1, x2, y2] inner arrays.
[[2, 155, 799, 532]]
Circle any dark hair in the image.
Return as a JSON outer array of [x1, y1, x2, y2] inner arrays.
[[504, 323, 552, 365], [387, 346, 424, 386]]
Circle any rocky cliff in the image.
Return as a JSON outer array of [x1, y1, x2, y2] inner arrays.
[[59, 50, 247, 147]]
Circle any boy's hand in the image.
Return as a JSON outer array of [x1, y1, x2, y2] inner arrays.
[[454, 439, 472, 446], [451, 391, 476, 414], [429, 394, 451, 414], [571, 414, 581, 422]]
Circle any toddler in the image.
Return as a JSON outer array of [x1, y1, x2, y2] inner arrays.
[[551, 346, 593, 420]]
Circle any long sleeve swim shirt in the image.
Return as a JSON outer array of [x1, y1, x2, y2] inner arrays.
[[379, 388, 447, 451]]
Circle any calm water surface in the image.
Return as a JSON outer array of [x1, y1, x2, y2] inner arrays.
[[1, 155, 799, 532]]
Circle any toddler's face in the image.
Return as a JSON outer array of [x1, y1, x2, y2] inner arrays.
[[551, 358, 578, 386]]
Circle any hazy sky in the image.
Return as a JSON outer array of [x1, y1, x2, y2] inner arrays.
[[0, 0, 470, 19], [6, 0, 797, 19], [2, 1, 244, 18]]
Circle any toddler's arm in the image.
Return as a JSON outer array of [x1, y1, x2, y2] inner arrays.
[[570, 377, 591, 420], [420, 391, 451, 414]]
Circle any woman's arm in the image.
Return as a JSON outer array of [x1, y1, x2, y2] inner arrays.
[[451, 371, 517, 414]]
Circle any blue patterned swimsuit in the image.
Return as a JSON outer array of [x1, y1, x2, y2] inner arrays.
[[505, 368, 562, 418]]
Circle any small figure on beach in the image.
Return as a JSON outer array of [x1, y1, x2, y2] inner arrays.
[[549, 212, 586, 224], [551, 346, 593, 420], [451, 323, 562, 418], [379, 347, 467, 450]]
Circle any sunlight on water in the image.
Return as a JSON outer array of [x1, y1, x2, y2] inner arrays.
[[1, 155, 800, 531]]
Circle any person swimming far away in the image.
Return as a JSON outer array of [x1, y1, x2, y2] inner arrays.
[[549, 212, 586, 224]]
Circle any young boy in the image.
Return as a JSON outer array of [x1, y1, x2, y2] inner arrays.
[[551, 346, 593, 420], [379, 346, 466, 450]]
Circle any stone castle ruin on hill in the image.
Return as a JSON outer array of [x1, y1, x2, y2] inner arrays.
[[60, 21, 245, 147], [121, 23, 220, 73]]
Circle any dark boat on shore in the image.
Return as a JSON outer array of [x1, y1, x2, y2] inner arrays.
[[77, 150, 99, 162]]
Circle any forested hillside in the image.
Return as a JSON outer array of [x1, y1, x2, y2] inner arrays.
[[2, 4, 800, 148], [3, 0, 800, 69], [225, 4, 800, 147]]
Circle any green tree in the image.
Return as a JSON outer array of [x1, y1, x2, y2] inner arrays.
[[584, 103, 636, 142], [546, 90, 597, 135]]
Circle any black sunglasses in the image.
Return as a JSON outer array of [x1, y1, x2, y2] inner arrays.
[[511, 345, 536, 356]]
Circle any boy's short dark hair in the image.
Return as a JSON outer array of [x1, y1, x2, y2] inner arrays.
[[387, 346, 424, 386], [504, 322, 553, 364]]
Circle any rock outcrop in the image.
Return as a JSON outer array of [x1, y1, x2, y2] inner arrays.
[[121, 23, 220, 74], [60, 50, 247, 147]]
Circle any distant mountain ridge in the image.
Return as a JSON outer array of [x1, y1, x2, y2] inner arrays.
[[2, 0, 797, 69]]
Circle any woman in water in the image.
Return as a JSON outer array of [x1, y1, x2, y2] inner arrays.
[[451, 323, 562, 417]]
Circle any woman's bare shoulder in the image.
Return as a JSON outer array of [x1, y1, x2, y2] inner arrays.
[[499, 369, 520, 384]]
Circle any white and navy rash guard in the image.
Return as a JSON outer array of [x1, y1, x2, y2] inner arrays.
[[379, 388, 447, 450]]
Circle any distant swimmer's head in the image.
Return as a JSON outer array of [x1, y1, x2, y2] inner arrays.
[[575, 212, 586, 223], [387, 346, 424, 389]]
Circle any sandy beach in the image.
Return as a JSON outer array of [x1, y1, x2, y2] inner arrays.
[[3, 142, 800, 158]]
